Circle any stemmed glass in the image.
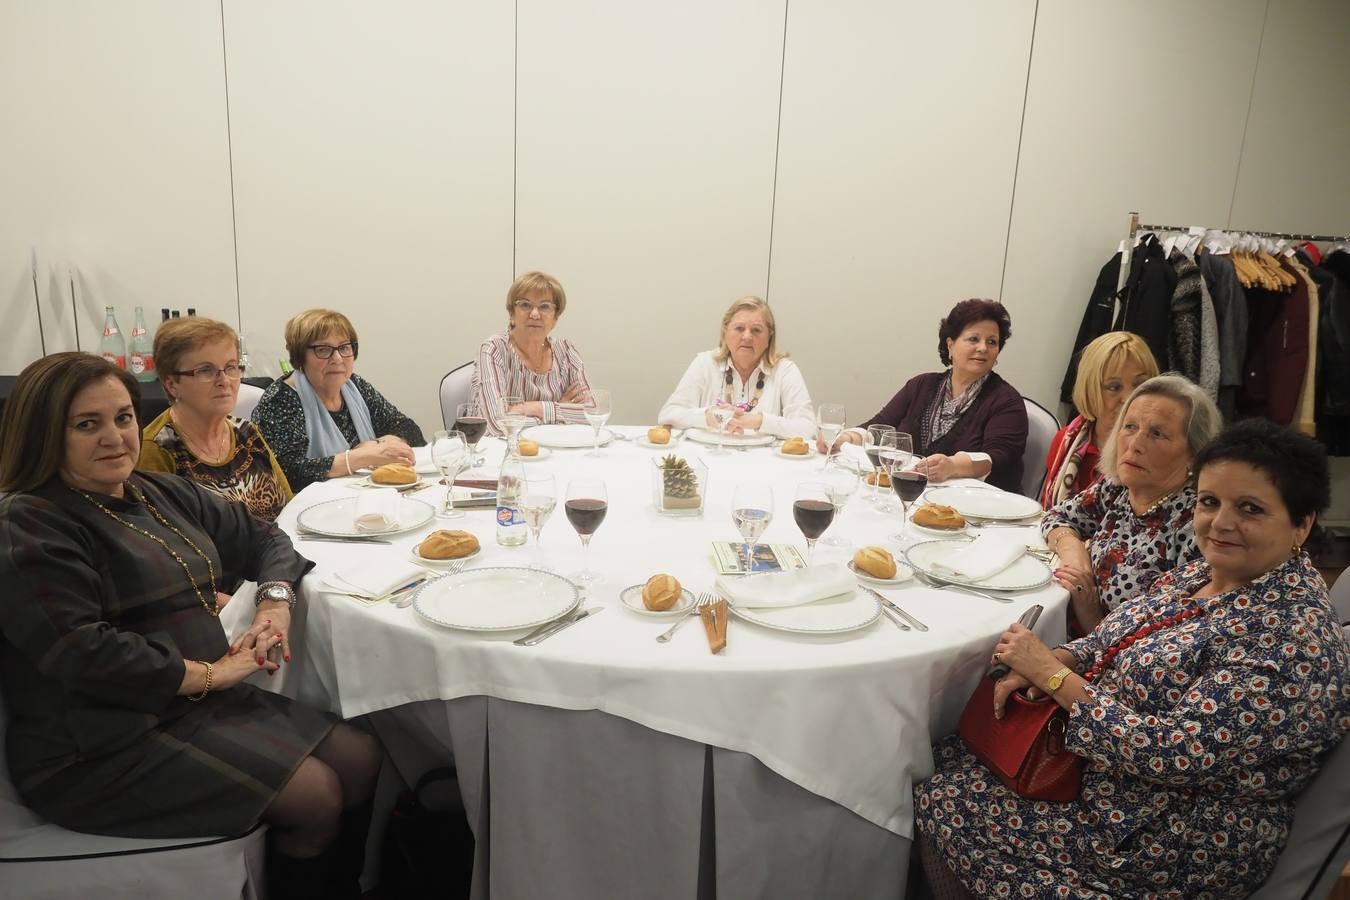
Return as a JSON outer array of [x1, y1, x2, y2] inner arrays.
[[430, 430, 469, 519], [500, 394, 534, 457], [519, 473, 557, 565], [455, 401, 488, 467], [865, 424, 895, 505], [820, 466, 858, 548], [816, 403, 846, 470], [792, 481, 834, 566], [584, 389, 612, 457], [872, 431, 902, 513], [731, 482, 774, 574], [876, 432, 915, 516], [888, 453, 928, 544], [708, 403, 734, 454], [564, 477, 608, 584]]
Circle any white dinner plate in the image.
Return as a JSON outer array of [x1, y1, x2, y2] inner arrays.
[[923, 486, 1042, 521], [618, 584, 696, 618], [515, 446, 554, 461], [358, 474, 426, 492], [903, 540, 1051, 591], [412, 567, 581, 631], [410, 543, 482, 568], [520, 424, 614, 448], [685, 428, 775, 448], [846, 560, 914, 587], [729, 587, 881, 635], [296, 496, 436, 537]]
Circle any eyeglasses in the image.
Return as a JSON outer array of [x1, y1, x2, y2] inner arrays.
[[512, 300, 556, 316], [170, 364, 246, 383], [308, 341, 358, 359]]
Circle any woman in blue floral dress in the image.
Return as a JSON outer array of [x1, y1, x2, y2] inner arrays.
[[917, 420, 1349, 899]]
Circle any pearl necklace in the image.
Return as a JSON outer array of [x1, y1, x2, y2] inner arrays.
[[75, 484, 221, 617]]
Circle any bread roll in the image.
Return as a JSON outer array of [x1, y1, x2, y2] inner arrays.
[[418, 530, 481, 560], [853, 546, 897, 579], [371, 463, 418, 485], [913, 503, 965, 530], [865, 470, 891, 487], [517, 439, 540, 457], [782, 437, 809, 455], [642, 573, 682, 611], [648, 426, 671, 445]]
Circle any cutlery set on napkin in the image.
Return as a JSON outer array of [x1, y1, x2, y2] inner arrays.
[[323, 561, 435, 607]]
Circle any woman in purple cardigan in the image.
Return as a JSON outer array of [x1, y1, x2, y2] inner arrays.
[[831, 299, 1029, 492]]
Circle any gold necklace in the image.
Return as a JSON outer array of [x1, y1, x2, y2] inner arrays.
[[172, 411, 232, 464], [75, 485, 220, 617]]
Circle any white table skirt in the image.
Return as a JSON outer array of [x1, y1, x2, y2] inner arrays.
[[274, 427, 1067, 840]]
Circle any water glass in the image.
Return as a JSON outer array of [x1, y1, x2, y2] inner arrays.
[[821, 467, 858, 548], [730, 482, 774, 573], [816, 402, 846, 469], [585, 389, 612, 456], [519, 473, 557, 563], [431, 430, 468, 519]]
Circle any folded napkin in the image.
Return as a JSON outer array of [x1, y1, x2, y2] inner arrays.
[[328, 560, 426, 598], [354, 488, 400, 532], [929, 533, 1023, 582], [716, 563, 855, 609]]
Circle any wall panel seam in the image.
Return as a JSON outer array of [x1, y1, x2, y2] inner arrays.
[[765, 0, 790, 302], [1226, 0, 1272, 229], [219, 0, 243, 331], [997, 0, 1039, 304]]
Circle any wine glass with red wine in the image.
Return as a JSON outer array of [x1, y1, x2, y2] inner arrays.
[[565, 477, 608, 583], [455, 401, 488, 466], [792, 481, 835, 565], [888, 452, 928, 543]]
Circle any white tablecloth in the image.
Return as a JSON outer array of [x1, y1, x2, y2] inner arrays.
[[276, 427, 1066, 839]]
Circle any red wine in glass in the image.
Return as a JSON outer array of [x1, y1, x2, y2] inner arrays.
[[891, 470, 927, 504], [454, 416, 488, 446], [792, 498, 835, 541], [565, 498, 608, 535]]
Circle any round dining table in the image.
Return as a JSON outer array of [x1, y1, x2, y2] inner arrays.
[[264, 425, 1068, 900]]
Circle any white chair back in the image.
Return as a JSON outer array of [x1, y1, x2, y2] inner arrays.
[[1020, 397, 1060, 500], [439, 362, 475, 430], [232, 383, 265, 420], [1331, 570, 1350, 625]]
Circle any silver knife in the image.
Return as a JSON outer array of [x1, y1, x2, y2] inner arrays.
[[864, 587, 929, 632], [298, 534, 394, 545], [514, 607, 602, 646]]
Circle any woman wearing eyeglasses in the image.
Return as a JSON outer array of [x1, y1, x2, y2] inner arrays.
[[139, 317, 292, 522], [252, 309, 423, 492], [470, 271, 594, 436]]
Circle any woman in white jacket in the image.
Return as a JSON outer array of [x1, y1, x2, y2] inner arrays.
[[658, 296, 815, 439]]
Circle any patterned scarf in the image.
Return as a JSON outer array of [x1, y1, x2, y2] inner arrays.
[[920, 371, 988, 451], [1040, 414, 1094, 509]]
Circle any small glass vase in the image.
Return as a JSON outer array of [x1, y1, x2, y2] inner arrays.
[[650, 455, 707, 517]]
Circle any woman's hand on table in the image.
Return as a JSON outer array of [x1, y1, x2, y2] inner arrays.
[[817, 430, 861, 455], [351, 436, 415, 468], [918, 453, 959, 482], [726, 409, 763, 433], [230, 605, 293, 671]]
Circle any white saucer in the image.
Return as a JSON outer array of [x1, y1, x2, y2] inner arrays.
[[619, 584, 696, 618], [847, 560, 914, 587], [410, 543, 483, 568]]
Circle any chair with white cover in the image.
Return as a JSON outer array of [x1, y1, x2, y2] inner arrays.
[[0, 679, 267, 900], [232, 383, 265, 420], [439, 362, 475, 430], [1020, 396, 1061, 500], [1247, 625, 1350, 900]]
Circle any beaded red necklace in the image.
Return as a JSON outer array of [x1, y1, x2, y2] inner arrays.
[[1083, 600, 1209, 682]]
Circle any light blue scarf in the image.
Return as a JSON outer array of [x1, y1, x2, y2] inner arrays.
[[291, 371, 376, 458]]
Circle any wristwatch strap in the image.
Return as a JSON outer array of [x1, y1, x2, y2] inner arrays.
[[255, 581, 298, 609], [1045, 666, 1074, 696]]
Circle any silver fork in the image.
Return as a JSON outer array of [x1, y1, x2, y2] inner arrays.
[[394, 560, 464, 607], [656, 591, 714, 643], [911, 568, 1014, 604]]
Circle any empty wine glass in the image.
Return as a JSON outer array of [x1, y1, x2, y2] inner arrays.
[[564, 477, 608, 583], [500, 394, 534, 457], [584, 389, 612, 457], [455, 401, 488, 466], [731, 482, 774, 574], [865, 424, 895, 505], [872, 431, 903, 513], [792, 481, 834, 566], [519, 473, 557, 564], [816, 402, 846, 470], [820, 466, 858, 548], [708, 403, 734, 455], [431, 430, 468, 519]]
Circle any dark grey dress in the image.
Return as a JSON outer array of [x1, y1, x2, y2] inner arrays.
[[0, 471, 332, 839]]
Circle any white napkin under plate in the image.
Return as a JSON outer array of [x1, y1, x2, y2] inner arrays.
[[929, 533, 1023, 582], [327, 560, 426, 598], [716, 563, 856, 609], [354, 488, 400, 532]]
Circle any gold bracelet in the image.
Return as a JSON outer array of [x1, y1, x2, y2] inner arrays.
[[188, 661, 213, 702]]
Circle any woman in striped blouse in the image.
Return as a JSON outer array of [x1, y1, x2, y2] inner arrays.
[[470, 271, 594, 435]]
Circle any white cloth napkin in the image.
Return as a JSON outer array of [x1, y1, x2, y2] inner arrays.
[[328, 560, 426, 598], [716, 564, 855, 609], [929, 533, 1023, 582], [354, 488, 400, 532]]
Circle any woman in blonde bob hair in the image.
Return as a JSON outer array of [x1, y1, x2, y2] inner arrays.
[[658, 296, 815, 438]]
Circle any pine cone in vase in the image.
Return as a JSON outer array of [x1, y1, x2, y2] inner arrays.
[[659, 455, 701, 509]]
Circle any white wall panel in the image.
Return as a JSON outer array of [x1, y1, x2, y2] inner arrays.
[[768, 0, 1035, 425], [224, 0, 514, 431], [0, 1, 236, 376], [999, 0, 1267, 411], [1229, 0, 1350, 235], [514, 0, 785, 423]]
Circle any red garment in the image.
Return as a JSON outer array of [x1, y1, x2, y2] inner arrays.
[[1238, 256, 1309, 425], [1040, 422, 1101, 509]]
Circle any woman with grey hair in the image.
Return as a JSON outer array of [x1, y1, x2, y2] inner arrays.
[[1041, 374, 1223, 635]]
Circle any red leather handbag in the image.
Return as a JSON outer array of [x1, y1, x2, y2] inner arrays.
[[957, 674, 1082, 802]]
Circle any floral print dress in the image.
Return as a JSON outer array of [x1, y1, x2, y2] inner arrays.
[[1042, 478, 1200, 614], [914, 554, 1349, 899]]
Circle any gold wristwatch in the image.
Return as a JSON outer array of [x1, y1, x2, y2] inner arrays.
[[1044, 666, 1074, 696]]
